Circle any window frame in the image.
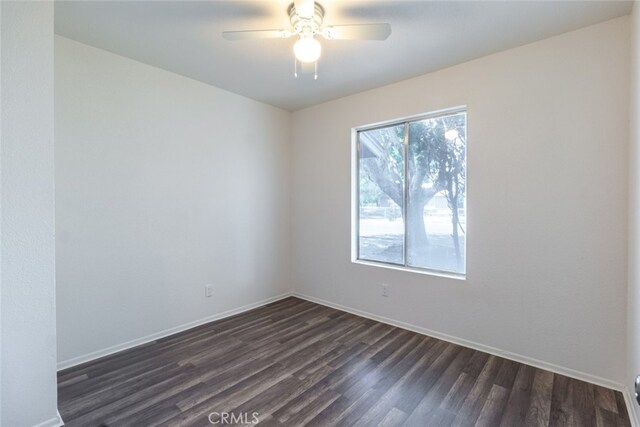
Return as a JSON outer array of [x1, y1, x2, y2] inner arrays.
[[351, 106, 468, 280]]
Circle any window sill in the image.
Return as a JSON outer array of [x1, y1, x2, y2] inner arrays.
[[352, 259, 467, 281]]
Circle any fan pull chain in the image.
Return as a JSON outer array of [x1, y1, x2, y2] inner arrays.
[[314, 61, 318, 80]]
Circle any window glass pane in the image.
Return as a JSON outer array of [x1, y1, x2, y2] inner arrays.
[[358, 124, 405, 264], [407, 112, 466, 274]]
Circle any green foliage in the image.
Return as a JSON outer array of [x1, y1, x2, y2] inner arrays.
[[360, 112, 466, 211], [409, 113, 466, 209]]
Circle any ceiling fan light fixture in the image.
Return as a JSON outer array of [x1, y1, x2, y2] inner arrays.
[[294, 36, 321, 63], [223, 1, 391, 78]]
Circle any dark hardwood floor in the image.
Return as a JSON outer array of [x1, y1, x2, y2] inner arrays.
[[58, 297, 631, 426]]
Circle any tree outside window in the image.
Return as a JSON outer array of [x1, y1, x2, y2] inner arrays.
[[357, 110, 466, 275]]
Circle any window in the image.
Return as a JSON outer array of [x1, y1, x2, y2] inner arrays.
[[354, 108, 467, 276]]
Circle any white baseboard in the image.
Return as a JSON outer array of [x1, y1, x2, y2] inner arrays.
[[57, 293, 293, 371], [33, 411, 64, 427], [625, 387, 640, 427], [293, 292, 625, 392]]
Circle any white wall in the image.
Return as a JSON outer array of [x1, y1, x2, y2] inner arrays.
[[292, 17, 630, 387], [628, 1, 640, 424], [55, 37, 291, 366], [1, 2, 60, 427]]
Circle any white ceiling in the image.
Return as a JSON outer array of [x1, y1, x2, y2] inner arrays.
[[54, 1, 632, 111]]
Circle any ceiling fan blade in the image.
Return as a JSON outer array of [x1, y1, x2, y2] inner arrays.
[[222, 29, 292, 41], [321, 23, 391, 41], [294, 0, 315, 19]]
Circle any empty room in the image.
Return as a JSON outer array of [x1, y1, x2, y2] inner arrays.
[[3, 0, 640, 426]]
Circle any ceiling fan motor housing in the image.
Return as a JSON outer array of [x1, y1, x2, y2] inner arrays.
[[288, 2, 324, 36]]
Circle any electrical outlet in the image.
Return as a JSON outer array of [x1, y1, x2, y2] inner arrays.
[[381, 284, 389, 297], [205, 284, 213, 298]]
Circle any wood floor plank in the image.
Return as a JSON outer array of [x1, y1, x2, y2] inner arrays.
[[226, 375, 303, 423], [352, 339, 438, 427], [422, 407, 459, 427], [64, 364, 200, 426], [57, 297, 632, 427], [524, 369, 554, 427], [499, 363, 536, 426], [463, 351, 491, 378], [493, 358, 520, 389], [60, 362, 187, 419], [573, 378, 597, 427], [276, 388, 341, 425], [441, 372, 477, 414], [549, 374, 574, 427], [334, 388, 389, 426], [272, 384, 338, 423], [286, 343, 384, 411], [451, 354, 503, 426], [595, 385, 620, 414], [394, 340, 459, 415], [597, 407, 622, 427], [166, 363, 291, 425], [403, 346, 475, 425], [336, 330, 418, 397], [305, 394, 355, 425], [370, 336, 434, 394], [104, 381, 209, 426], [378, 407, 408, 427], [615, 391, 632, 427], [474, 384, 510, 427]]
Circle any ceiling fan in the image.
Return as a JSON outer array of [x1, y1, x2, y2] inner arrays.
[[222, 0, 391, 79]]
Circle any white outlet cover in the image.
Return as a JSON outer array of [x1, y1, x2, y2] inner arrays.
[[205, 284, 213, 297]]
